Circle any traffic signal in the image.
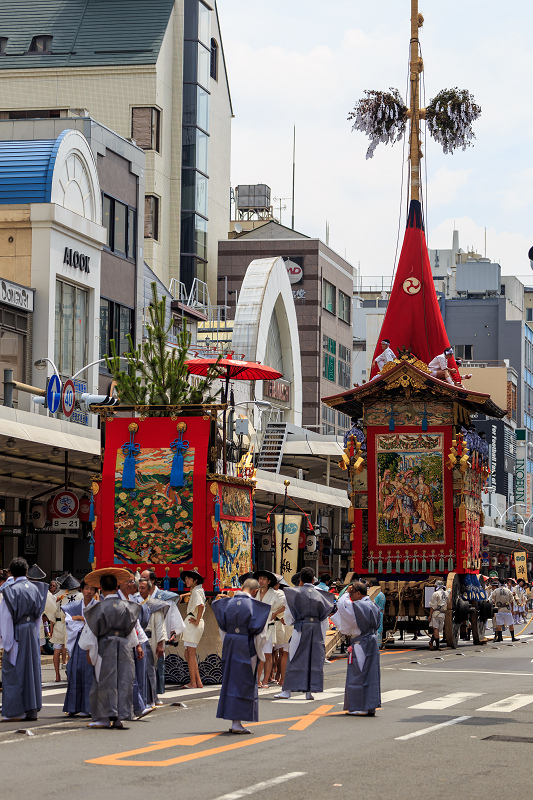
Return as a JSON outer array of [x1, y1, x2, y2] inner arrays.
[[80, 393, 119, 410]]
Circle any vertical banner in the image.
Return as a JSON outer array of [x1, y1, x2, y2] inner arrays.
[[527, 473, 532, 518], [514, 551, 527, 582], [274, 514, 301, 583]]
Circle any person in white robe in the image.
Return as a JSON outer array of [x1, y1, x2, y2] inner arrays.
[[254, 570, 285, 688]]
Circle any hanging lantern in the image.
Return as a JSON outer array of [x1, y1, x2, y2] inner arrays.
[[498, 552, 504, 564], [78, 495, 91, 522], [47, 496, 58, 520], [261, 533, 272, 552], [490, 555, 498, 567], [306, 534, 317, 553], [31, 504, 46, 529], [503, 555, 510, 567]]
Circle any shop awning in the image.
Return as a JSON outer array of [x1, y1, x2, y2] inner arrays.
[[0, 408, 100, 454], [254, 469, 350, 508], [482, 525, 533, 548]]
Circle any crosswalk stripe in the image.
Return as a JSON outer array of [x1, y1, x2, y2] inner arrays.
[[476, 694, 533, 712], [381, 690, 423, 703], [410, 692, 484, 710]]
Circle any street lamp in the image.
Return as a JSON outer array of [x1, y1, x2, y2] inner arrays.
[[34, 357, 60, 378]]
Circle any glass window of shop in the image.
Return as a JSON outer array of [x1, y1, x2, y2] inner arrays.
[[100, 298, 134, 360], [54, 280, 88, 376], [0, 307, 27, 404]]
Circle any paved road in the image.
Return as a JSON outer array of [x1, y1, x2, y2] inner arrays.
[[2, 629, 533, 799]]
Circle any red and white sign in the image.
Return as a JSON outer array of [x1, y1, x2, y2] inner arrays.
[[53, 491, 79, 518], [61, 378, 76, 418], [286, 259, 303, 285]]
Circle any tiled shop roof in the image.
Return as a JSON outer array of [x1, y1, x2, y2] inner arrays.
[[0, 132, 66, 203], [0, 0, 174, 70]]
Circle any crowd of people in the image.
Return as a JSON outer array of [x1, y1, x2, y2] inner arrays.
[[0, 559, 383, 729]]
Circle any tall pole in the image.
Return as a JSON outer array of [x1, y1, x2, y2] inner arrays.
[[409, 0, 422, 202], [291, 125, 295, 230]]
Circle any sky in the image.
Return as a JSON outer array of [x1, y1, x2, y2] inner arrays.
[[216, 0, 533, 283]]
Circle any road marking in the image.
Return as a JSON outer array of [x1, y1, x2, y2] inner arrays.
[[41, 688, 67, 697], [477, 694, 533, 713], [381, 690, 423, 703], [402, 668, 533, 676], [273, 689, 344, 704], [0, 728, 82, 745], [162, 687, 220, 700], [211, 772, 306, 800], [289, 705, 334, 731], [395, 716, 472, 741], [86, 734, 284, 767], [409, 692, 484, 710]]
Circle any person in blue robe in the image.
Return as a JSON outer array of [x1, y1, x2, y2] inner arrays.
[[118, 573, 152, 718], [212, 577, 271, 734], [0, 557, 48, 721], [369, 579, 386, 647], [274, 566, 335, 700], [62, 580, 98, 716], [331, 581, 381, 716]]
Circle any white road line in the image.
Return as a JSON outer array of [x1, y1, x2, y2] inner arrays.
[[395, 716, 472, 741], [41, 688, 67, 697], [41, 704, 65, 707], [0, 728, 82, 745], [162, 687, 220, 699], [477, 694, 533, 713], [272, 688, 345, 704], [381, 690, 423, 703], [402, 668, 533, 676], [211, 772, 307, 800], [409, 692, 484, 710]]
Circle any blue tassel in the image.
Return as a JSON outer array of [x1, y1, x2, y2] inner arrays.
[[253, 503, 256, 525], [422, 405, 428, 431], [214, 495, 221, 522], [177, 578, 184, 592], [88, 535, 94, 564], [170, 430, 189, 488], [389, 413, 395, 432], [252, 533, 256, 566], [121, 425, 140, 489], [89, 493, 95, 523], [163, 571, 170, 590]]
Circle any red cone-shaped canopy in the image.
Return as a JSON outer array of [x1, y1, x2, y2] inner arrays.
[[370, 200, 457, 379]]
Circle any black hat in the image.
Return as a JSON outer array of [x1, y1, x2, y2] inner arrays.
[[59, 574, 80, 591], [253, 569, 277, 587], [290, 572, 301, 586], [28, 564, 46, 581], [238, 571, 254, 586], [274, 573, 290, 588], [180, 569, 205, 585]]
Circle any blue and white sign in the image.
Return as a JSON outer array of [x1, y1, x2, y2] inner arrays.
[[71, 379, 88, 426], [46, 374, 62, 414]]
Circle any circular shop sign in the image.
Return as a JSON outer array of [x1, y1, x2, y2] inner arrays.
[[53, 491, 79, 518], [403, 277, 421, 295], [61, 378, 76, 418]]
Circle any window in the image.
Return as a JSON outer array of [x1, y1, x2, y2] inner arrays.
[[210, 38, 218, 80], [322, 335, 336, 355], [337, 412, 351, 438], [454, 344, 473, 361], [100, 298, 134, 360], [322, 405, 335, 436], [182, 171, 208, 216], [0, 308, 27, 404], [54, 281, 88, 376], [323, 280, 336, 314], [131, 107, 160, 152], [144, 195, 159, 240], [182, 127, 208, 173], [323, 353, 335, 382], [338, 290, 351, 324], [103, 195, 136, 259], [337, 343, 351, 388], [4, 108, 63, 119], [29, 35, 53, 53], [0, 38, 7, 54], [181, 212, 207, 260], [527, 308, 533, 322]]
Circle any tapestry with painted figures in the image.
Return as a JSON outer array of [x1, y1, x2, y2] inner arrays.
[[364, 400, 453, 428], [221, 484, 251, 519], [218, 519, 252, 588], [376, 433, 445, 546], [114, 447, 194, 564]]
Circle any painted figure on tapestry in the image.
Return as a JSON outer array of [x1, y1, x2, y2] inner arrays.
[[221, 485, 251, 518], [376, 434, 444, 545], [219, 519, 252, 588], [113, 447, 194, 564]]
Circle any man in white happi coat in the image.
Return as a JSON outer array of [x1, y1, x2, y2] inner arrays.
[[138, 578, 169, 708], [490, 578, 519, 642], [428, 347, 456, 385], [253, 570, 285, 688], [428, 580, 448, 650], [373, 339, 396, 374]]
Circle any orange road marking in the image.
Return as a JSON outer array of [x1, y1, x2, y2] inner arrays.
[[289, 705, 335, 730], [86, 733, 284, 768]]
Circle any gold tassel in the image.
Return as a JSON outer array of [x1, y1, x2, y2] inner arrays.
[[348, 506, 354, 524], [459, 502, 466, 522]]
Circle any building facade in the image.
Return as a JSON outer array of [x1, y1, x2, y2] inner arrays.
[[0, 0, 232, 300]]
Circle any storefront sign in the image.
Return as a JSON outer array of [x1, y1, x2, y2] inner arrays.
[[274, 514, 301, 582], [63, 247, 91, 273], [263, 378, 291, 407], [286, 259, 303, 284], [1, 279, 34, 311], [514, 550, 527, 581]]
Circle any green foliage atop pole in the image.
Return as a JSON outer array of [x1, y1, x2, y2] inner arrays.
[[104, 282, 222, 413]]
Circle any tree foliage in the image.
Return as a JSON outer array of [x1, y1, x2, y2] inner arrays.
[[104, 282, 222, 413]]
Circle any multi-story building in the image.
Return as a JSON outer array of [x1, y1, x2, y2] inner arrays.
[[0, 0, 232, 300], [216, 220, 357, 439]]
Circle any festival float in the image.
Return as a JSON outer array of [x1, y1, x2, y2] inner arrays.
[[322, 1, 503, 647], [89, 286, 276, 683]]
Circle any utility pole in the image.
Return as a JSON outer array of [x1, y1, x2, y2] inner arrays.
[[291, 125, 296, 230], [408, 0, 424, 202]]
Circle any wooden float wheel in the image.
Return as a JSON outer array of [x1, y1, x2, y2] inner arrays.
[[470, 606, 485, 645], [444, 572, 461, 649]]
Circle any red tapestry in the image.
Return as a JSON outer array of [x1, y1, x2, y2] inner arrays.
[[96, 416, 211, 583]]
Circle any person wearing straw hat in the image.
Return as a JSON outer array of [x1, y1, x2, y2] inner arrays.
[[50, 574, 82, 682], [253, 570, 285, 688], [78, 567, 143, 729], [212, 576, 271, 734], [0, 557, 48, 721], [180, 570, 206, 689]]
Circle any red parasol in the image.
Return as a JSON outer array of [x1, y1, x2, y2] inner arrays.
[[185, 353, 283, 473]]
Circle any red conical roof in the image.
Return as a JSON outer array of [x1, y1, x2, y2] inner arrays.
[[370, 200, 456, 378]]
